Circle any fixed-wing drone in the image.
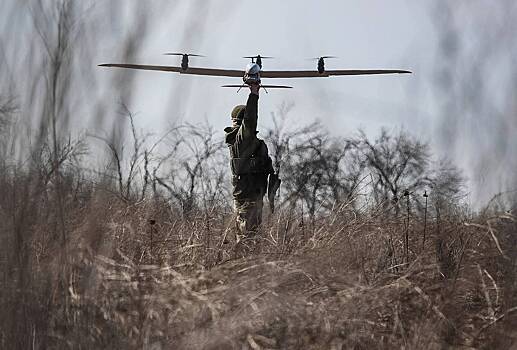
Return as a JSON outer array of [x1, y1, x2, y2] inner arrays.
[[99, 53, 411, 91]]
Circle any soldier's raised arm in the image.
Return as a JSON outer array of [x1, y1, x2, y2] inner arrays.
[[239, 84, 259, 141]]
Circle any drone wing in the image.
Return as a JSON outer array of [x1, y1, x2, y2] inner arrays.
[[178, 67, 244, 77], [99, 64, 245, 77], [327, 69, 411, 76], [260, 69, 411, 78], [261, 70, 329, 78]]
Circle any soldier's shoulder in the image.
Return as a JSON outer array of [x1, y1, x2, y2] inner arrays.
[[256, 138, 269, 151], [224, 126, 240, 145]]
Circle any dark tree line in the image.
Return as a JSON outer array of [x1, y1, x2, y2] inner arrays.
[[264, 107, 464, 219], [88, 106, 465, 219]]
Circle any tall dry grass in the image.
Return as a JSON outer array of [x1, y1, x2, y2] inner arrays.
[[0, 162, 516, 349]]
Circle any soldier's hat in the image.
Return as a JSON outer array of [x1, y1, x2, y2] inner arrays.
[[231, 105, 246, 124]]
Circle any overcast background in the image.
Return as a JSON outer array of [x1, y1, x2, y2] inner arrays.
[[1, 0, 516, 206]]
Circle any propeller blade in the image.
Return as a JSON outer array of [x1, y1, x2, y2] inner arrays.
[[243, 56, 274, 59], [164, 53, 205, 57], [261, 84, 292, 88], [221, 84, 292, 89], [308, 56, 338, 60]]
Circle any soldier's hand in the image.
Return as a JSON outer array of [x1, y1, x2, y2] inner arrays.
[[250, 83, 260, 96]]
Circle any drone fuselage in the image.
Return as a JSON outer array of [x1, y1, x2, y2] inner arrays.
[[243, 62, 261, 85]]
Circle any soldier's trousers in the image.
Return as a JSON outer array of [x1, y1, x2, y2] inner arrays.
[[234, 197, 263, 234]]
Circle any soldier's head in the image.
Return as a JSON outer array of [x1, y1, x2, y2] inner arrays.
[[231, 105, 246, 126]]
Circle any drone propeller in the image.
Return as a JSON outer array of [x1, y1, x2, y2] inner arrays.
[[164, 52, 205, 70], [307, 56, 338, 60], [164, 53, 205, 57], [222, 84, 291, 94], [221, 84, 291, 88], [243, 55, 274, 69], [307, 56, 338, 74], [243, 55, 274, 59]]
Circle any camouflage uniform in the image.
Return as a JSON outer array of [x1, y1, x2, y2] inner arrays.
[[224, 93, 273, 234]]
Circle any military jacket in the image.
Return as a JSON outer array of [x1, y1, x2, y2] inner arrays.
[[224, 93, 273, 201]]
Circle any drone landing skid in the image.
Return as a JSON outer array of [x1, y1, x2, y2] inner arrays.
[[221, 84, 292, 93]]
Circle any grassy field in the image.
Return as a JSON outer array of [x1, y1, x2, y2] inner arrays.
[[1, 172, 516, 349]]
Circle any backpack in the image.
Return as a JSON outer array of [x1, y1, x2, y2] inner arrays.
[[230, 139, 273, 176]]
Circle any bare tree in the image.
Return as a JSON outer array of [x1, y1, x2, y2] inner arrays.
[[92, 104, 151, 202], [265, 109, 366, 218], [154, 123, 227, 215], [0, 95, 18, 169], [353, 128, 464, 214], [355, 128, 431, 210], [426, 158, 465, 216]]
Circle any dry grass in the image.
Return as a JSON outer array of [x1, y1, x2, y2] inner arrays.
[[1, 184, 516, 349]]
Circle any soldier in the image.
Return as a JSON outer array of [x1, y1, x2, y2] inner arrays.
[[224, 83, 280, 236]]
